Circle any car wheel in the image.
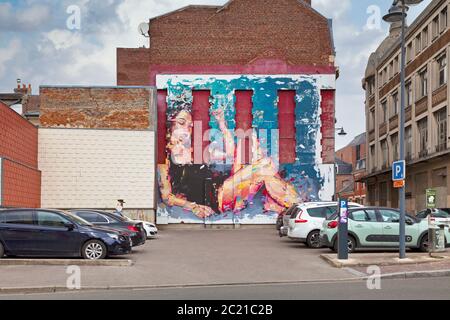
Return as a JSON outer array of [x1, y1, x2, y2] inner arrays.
[[306, 230, 322, 248], [0, 242, 4, 259], [419, 234, 429, 252], [333, 236, 357, 253], [82, 240, 107, 260]]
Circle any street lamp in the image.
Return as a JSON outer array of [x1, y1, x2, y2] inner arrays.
[[336, 127, 348, 136], [383, 0, 423, 259]]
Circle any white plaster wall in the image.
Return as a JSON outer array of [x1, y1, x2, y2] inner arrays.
[[39, 128, 155, 209]]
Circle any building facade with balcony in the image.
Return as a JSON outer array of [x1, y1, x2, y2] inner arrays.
[[363, 0, 450, 213], [335, 133, 367, 204]]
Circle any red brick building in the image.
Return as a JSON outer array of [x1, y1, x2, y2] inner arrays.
[[117, 0, 338, 224], [335, 133, 367, 204], [0, 101, 41, 208]]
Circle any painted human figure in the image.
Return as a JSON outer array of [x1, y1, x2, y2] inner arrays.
[[158, 94, 301, 219]]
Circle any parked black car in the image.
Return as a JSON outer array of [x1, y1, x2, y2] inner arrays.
[[0, 209, 132, 260], [70, 210, 146, 247]]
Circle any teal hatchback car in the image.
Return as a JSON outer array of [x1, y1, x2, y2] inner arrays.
[[320, 207, 450, 253]]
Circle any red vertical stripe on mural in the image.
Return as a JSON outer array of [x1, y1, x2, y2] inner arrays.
[[157, 90, 168, 164], [235, 90, 253, 164], [320, 90, 336, 164], [278, 90, 296, 164], [192, 90, 211, 164]]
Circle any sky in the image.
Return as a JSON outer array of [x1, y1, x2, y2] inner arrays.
[[0, 0, 433, 149]]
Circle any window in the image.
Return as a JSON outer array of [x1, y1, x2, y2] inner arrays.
[[0, 210, 34, 225], [389, 61, 394, 79], [36, 211, 71, 228], [440, 7, 448, 33], [394, 56, 399, 75], [350, 210, 378, 222], [406, 81, 413, 106], [370, 145, 376, 171], [307, 206, 337, 219], [368, 77, 375, 96], [437, 54, 447, 88], [379, 182, 388, 206], [391, 92, 399, 116], [415, 33, 422, 55], [406, 126, 413, 160], [381, 100, 388, 123], [418, 117, 428, 157], [422, 27, 429, 49], [391, 133, 399, 162], [407, 42, 413, 63], [380, 209, 401, 223], [76, 212, 109, 224], [381, 139, 389, 169], [419, 68, 428, 98], [436, 108, 447, 152], [433, 15, 440, 39], [370, 109, 375, 131], [356, 144, 361, 161]]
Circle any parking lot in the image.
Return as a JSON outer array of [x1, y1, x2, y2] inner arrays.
[[0, 228, 356, 290]]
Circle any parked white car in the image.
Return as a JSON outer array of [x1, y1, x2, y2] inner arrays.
[[121, 216, 158, 239], [287, 202, 363, 248]]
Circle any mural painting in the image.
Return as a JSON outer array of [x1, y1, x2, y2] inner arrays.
[[156, 75, 335, 224]]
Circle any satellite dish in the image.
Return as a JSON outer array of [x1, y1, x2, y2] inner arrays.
[[138, 22, 150, 37]]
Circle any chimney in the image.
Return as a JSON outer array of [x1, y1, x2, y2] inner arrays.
[[13, 82, 32, 95]]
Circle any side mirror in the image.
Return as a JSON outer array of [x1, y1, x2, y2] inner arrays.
[[65, 223, 75, 231], [406, 219, 415, 226]]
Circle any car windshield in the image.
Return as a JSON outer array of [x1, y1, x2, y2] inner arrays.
[[61, 211, 92, 226], [416, 209, 450, 219]]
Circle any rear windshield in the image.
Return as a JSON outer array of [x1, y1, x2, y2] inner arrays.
[[307, 206, 337, 219]]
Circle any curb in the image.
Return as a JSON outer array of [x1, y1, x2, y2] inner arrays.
[[0, 259, 134, 267], [2, 270, 450, 295], [320, 254, 447, 268]]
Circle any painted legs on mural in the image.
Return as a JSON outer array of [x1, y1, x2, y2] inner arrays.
[[218, 137, 301, 214]]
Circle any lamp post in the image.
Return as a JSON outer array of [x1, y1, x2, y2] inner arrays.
[[383, 0, 423, 259], [334, 127, 348, 201]]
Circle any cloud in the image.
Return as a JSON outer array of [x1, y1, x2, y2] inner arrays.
[[0, 39, 21, 78], [0, 0, 434, 150], [0, 3, 51, 31]]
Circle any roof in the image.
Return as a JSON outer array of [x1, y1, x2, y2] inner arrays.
[[335, 157, 353, 175], [347, 133, 366, 147], [22, 95, 40, 115], [0, 93, 23, 106], [378, 0, 446, 66], [365, 0, 446, 78]]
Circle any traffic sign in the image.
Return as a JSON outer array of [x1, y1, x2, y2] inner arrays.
[[394, 180, 405, 188], [426, 189, 437, 209], [392, 160, 406, 181]]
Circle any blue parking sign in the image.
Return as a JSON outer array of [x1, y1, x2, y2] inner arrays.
[[392, 160, 406, 181]]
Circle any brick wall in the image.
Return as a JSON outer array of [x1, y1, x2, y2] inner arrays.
[[39, 87, 155, 130], [117, 0, 334, 86], [0, 102, 41, 208], [1, 159, 41, 208], [0, 102, 38, 168]]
